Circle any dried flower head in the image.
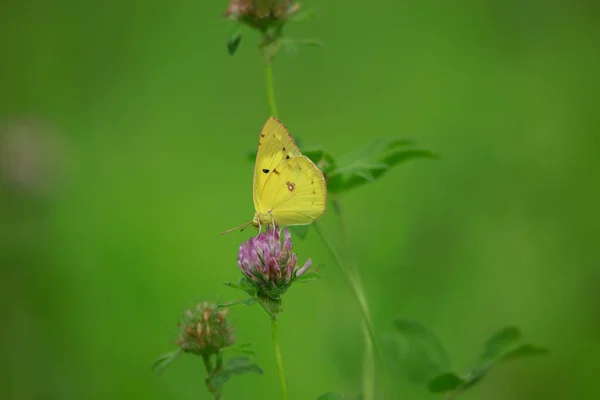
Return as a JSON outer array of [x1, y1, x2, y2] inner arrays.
[[224, 0, 300, 27], [237, 227, 312, 299], [175, 302, 234, 356]]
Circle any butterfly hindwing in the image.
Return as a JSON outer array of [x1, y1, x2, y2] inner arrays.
[[252, 117, 302, 211], [256, 155, 327, 226]]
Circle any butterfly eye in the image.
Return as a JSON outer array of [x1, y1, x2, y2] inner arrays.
[[262, 169, 270, 173]]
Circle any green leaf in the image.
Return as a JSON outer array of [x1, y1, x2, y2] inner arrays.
[[222, 277, 258, 296], [226, 25, 242, 56], [316, 393, 344, 400], [327, 139, 437, 194], [457, 343, 548, 394], [303, 148, 337, 175], [289, 225, 310, 240], [150, 350, 182, 375], [210, 370, 232, 390], [222, 281, 242, 290], [479, 326, 521, 363], [226, 356, 263, 375], [428, 372, 466, 393], [227, 356, 252, 369], [389, 319, 451, 384], [230, 363, 264, 375], [501, 343, 549, 360], [294, 271, 321, 283], [223, 342, 255, 355], [218, 297, 259, 308]]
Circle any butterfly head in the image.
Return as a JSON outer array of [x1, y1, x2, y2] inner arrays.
[[252, 211, 275, 230]]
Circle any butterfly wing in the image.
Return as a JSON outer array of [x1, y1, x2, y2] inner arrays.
[[257, 155, 327, 226], [252, 117, 303, 211]]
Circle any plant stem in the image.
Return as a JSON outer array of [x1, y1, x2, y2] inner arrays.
[[271, 317, 287, 400], [362, 323, 375, 400], [265, 61, 279, 119], [313, 220, 389, 399], [202, 354, 222, 400]]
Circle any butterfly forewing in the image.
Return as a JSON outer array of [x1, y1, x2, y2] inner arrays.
[[252, 117, 302, 211], [257, 155, 327, 226]]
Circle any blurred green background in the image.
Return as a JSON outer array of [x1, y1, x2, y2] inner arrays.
[[1, 0, 599, 399]]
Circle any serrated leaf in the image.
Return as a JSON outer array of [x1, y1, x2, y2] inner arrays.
[[327, 139, 436, 194], [479, 326, 521, 363], [150, 350, 181, 375], [294, 271, 321, 283], [390, 319, 451, 384], [316, 393, 344, 400], [227, 25, 242, 56], [501, 343, 549, 360], [428, 372, 466, 393], [210, 370, 232, 389], [289, 225, 310, 240]]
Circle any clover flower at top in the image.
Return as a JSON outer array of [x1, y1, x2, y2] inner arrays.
[[224, 0, 300, 20], [237, 227, 312, 299], [175, 302, 234, 356], [224, 0, 300, 32]]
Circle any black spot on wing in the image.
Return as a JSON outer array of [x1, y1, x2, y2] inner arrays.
[[262, 169, 269, 173]]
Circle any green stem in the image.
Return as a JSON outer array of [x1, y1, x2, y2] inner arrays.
[[271, 317, 287, 400], [202, 354, 222, 400], [361, 323, 375, 400], [313, 220, 389, 399], [265, 61, 279, 119]]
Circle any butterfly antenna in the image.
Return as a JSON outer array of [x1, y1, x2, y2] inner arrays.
[[221, 222, 252, 235]]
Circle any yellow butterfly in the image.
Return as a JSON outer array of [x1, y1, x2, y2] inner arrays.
[[222, 117, 327, 234]]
